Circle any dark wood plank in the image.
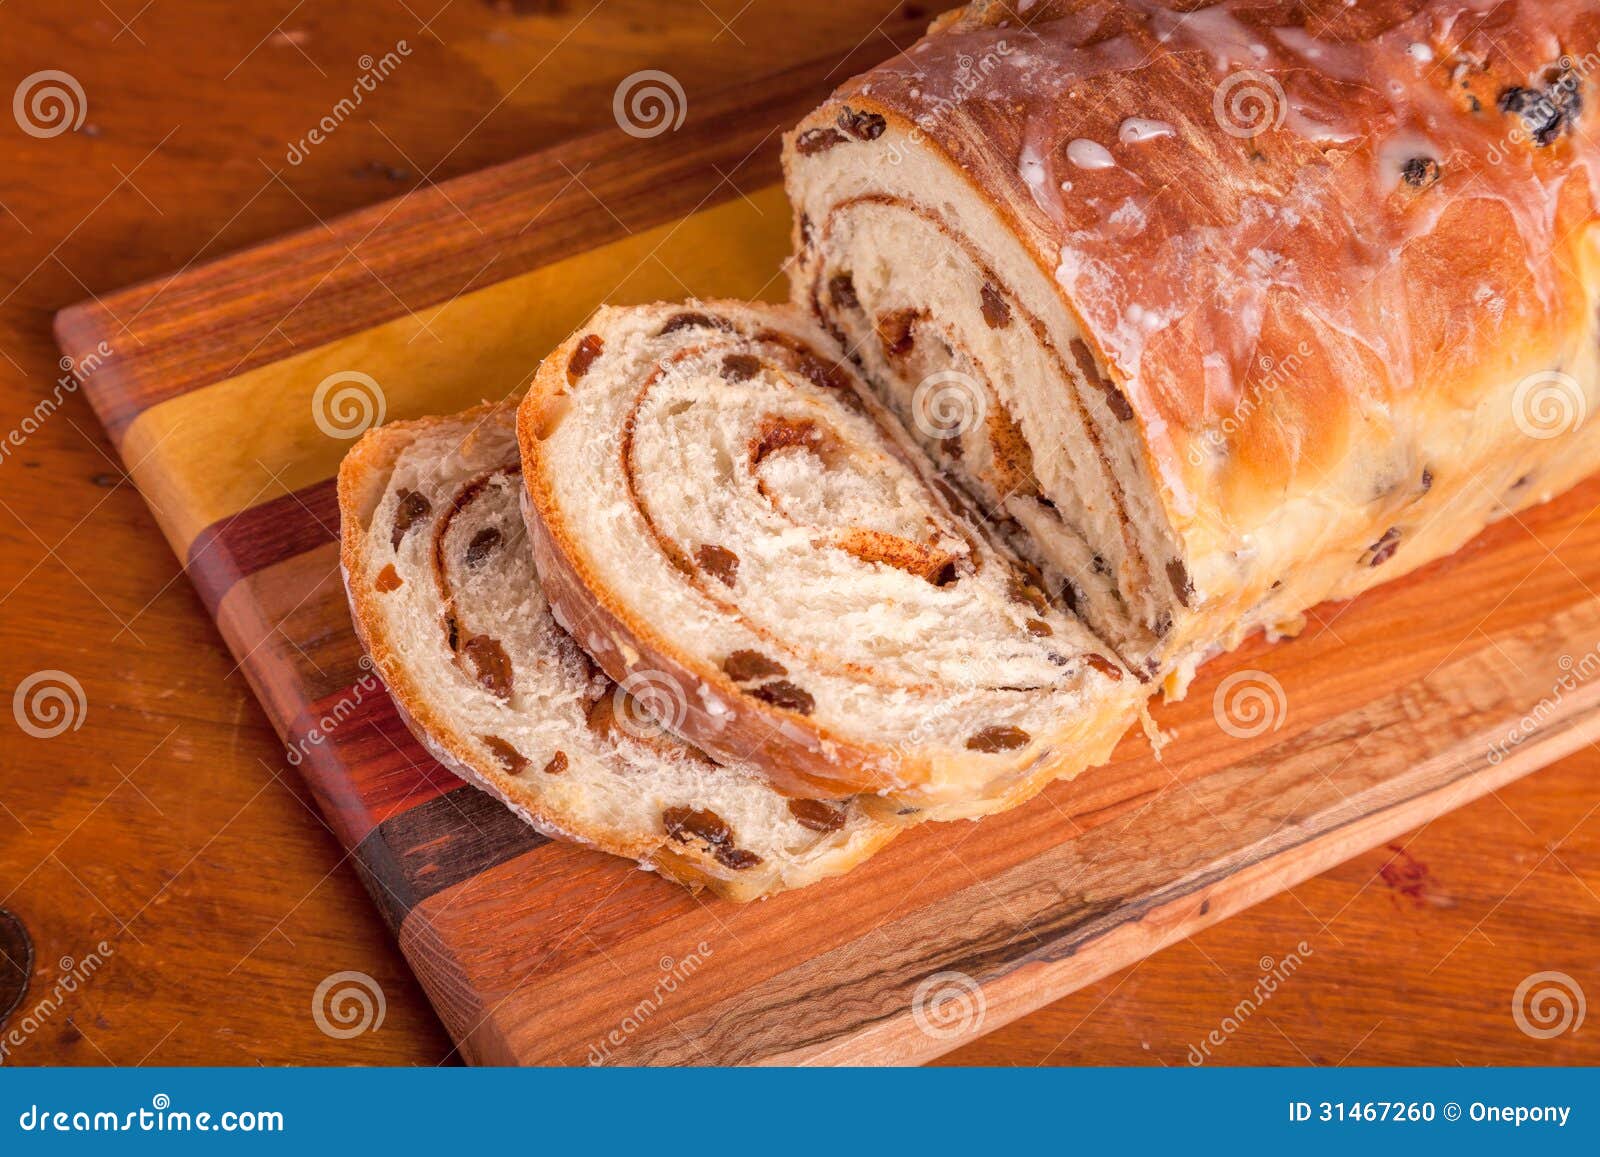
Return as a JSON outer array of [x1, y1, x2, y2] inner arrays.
[[53, 44, 894, 446]]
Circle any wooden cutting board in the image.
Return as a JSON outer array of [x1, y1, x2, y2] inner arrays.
[[54, 50, 1600, 1066]]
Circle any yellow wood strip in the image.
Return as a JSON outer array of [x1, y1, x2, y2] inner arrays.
[[120, 185, 791, 556]]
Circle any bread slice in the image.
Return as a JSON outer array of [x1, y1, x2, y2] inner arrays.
[[338, 402, 898, 901], [517, 301, 1146, 821]]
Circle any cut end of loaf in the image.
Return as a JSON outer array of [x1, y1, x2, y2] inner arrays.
[[783, 98, 1194, 677]]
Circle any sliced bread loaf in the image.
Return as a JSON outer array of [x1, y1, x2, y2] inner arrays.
[[338, 402, 898, 900], [517, 301, 1145, 821]]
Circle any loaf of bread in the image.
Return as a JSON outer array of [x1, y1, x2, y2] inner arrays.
[[785, 0, 1600, 690], [337, 0, 1600, 897], [338, 403, 898, 900], [516, 301, 1145, 820]]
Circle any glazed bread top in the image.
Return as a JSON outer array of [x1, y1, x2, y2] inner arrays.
[[794, 0, 1600, 664]]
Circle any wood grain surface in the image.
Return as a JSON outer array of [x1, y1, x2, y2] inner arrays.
[[2, 0, 1598, 1066]]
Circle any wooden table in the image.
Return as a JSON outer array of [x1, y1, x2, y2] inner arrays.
[[0, 0, 1594, 1066]]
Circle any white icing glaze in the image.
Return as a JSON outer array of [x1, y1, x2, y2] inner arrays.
[[1066, 138, 1116, 169]]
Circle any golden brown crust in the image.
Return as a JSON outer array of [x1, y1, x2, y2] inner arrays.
[[791, 0, 1600, 669]]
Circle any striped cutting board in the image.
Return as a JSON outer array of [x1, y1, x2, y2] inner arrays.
[[54, 53, 1600, 1065]]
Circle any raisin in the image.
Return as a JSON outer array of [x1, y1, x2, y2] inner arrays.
[[750, 679, 815, 714], [798, 213, 814, 246], [1070, 339, 1134, 421], [482, 736, 528, 774], [465, 527, 502, 568], [694, 543, 740, 586], [722, 649, 788, 683], [829, 272, 860, 310], [1498, 79, 1579, 146], [1366, 527, 1402, 567], [445, 612, 460, 652], [714, 846, 763, 870], [1025, 618, 1053, 637], [721, 353, 761, 382], [567, 333, 603, 383], [1400, 156, 1441, 188], [462, 634, 513, 699], [1061, 581, 1080, 615], [658, 311, 732, 336], [788, 798, 848, 833], [980, 281, 1011, 328], [966, 725, 1031, 752], [1091, 554, 1110, 576], [391, 489, 431, 550], [1166, 558, 1194, 606], [836, 106, 886, 141], [1084, 653, 1123, 681], [794, 349, 850, 392], [542, 751, 568, 775], [1009, 575, 1052, 615], [374, 563, 402, 592], [795, 126, 847, 155], [663, 806, 733, 847], [1420, 467, 1434, 492], [876, 308, 918, 357]]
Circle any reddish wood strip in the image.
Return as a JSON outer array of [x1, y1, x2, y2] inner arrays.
[[186, 479, 339, 615], [287, 685, 463, 848], [354, 786, 548, 932]]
